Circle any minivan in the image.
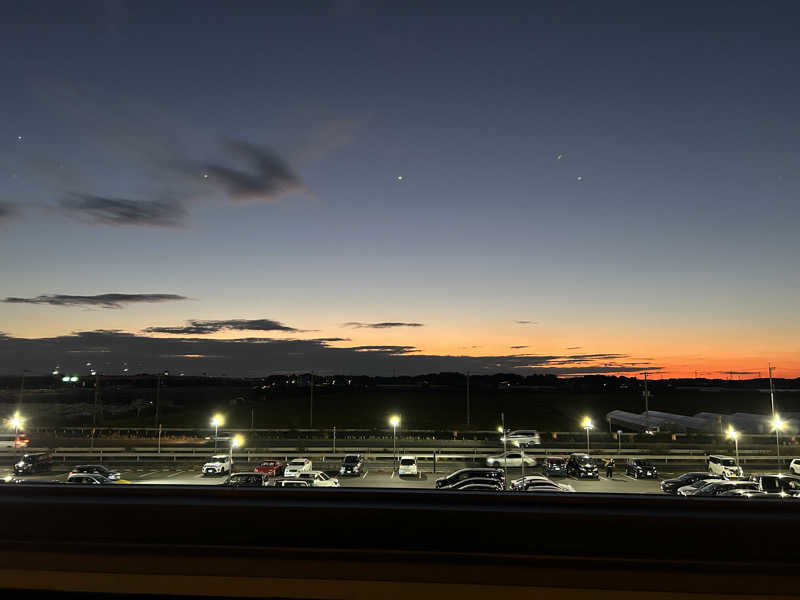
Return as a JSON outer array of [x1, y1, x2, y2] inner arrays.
[[707, 455, 743, 479]]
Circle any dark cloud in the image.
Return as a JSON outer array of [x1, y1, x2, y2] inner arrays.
[[510, 345, 528, 349], [0, 330, 663, 377], [3, 293, 188, 309], [59, 193, 185, 227], [515, 320, 538, 325], [343, 322, 424, 329], [144, 318, 298, 335], [204, 142, 303, 203], [0, 202, 20, 222]]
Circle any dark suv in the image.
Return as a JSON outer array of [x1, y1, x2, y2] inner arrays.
[[565, 454, 599, 479], [13, 453, 52, 475], [543, 456, 567, 477], [626, 459, 658, 479], [435, 468, 505, 489], [339, 454, 365, 476]]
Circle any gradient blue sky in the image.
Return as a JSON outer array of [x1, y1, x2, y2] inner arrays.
[[1, 1, 798, 377]]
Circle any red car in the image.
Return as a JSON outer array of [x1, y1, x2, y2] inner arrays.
[[254, 460, 284, 477]]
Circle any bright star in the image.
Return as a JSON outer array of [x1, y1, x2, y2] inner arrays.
[[576, 176, 583, 181], [396, 175, 404, 181], [556, 153, 563, 160], [17, 136, 22, 141], [202, 173, 209, 179]]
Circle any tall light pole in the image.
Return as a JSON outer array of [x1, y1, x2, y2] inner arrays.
[[498, 411, 508, 490], [18, 370, 29, 408], [726, 426, 740, 469], [582, 416, 594, 454], [309, 371, 314, 428], [154, 372, 162, 427], [641, 372, 650, 430], [772, 415, 785, 473], [211, 414, 224, 451], [768, 364, 776, 417], [230, 434, 244, 474], [389, 415, 400, 471], [465, 371, 470, 427], [9, 412, 24, 459]]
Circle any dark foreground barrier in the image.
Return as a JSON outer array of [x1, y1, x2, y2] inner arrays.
[[0, 485, 798, 598]]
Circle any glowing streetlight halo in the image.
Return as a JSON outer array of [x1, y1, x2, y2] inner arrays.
[[389, 415, 400, 428], [581, 416, 594, 430]]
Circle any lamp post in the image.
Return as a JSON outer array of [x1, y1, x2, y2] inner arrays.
[[582, 416, 594, 454], [389, 415, 400, 472], [9, 412, 24, 458], [211, 414, 224, 451], [772, 415, 785, 473], [726, 426, 740, 469], [230, 434, 244, 474], [498, 411, 508, 490]]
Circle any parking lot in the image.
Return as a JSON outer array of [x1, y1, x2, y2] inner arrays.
[[1, 460, 729, 494]]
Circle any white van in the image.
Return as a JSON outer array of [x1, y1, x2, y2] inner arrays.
[[707, 455, 743, 479]]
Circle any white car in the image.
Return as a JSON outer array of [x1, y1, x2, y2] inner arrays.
[[486, 451, 537, 468], [501, 430, 542, 447], [283, 458, 312, 477], [297, 470, 340, 487], [398, 456, 419, 477], [511, 475, 574, 492], [202, 455, 232, 475], [707, 455, 743, 479], [789, 459, 800, 476]]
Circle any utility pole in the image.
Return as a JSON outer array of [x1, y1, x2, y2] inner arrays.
[[641, 372, 650, 429], [769, 364, 776, 417], [250, 407, 254, 430], [154, 372, 162, 427], [466, 371, 470, 427], [309, 370, 314, 428]]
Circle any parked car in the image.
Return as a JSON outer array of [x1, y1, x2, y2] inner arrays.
[[67, 473, 129, 484], [707, 455, 743, 479], [485, 451, 536, 468], [511, 475, 574, 492], [542, 456, 567, 477], [339, 454, 365, 476], [272, 478, 312, 488], [227, 472, 269, 487], [565, 454, 599, 479], [749, 474, 800, 496], [677, 478, 721, 496], [625, 459, 658, 479], [661, 472, 719, 495], [296, 471, 340, 487], [398, 456, 419, 477], [718, 489, 787, 499], [457, 482, 503, 492], [0, 433, 30, 449], [70, 464, 121, 480], [254, 460, 284, 477], [692, 480, 759, 497], [202, 455, 232, 476], [283, 458, 313, 478], [13, 453, 52, 475], [501, 430, 542, 447], [435, 468, 505, 489], [789, 459, 800, 476]]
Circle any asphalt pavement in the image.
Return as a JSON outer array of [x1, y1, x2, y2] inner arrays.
[[1, 461, 727, 494]]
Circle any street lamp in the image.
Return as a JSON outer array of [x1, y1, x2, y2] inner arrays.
[[582, 417, 594, 454], [211, 414, 225, 450], [8, 412, 24, 435], [498, 418, 508, 490], [726, 426, 740, 469], [772, 415, 786, 473], [230, 434, 244, 473], [389, 415, 400, 471]]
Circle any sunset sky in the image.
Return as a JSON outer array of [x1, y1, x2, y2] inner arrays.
[[1, 1, 798, 377]]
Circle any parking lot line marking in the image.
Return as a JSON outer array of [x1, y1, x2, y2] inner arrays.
[[140, 471, 158, 478], [624, 475, 636, 481], [166, 471, 184, 478]]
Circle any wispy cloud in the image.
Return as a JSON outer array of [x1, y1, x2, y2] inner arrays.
[[343, 321, 424, 329], [0, 330, 662, 377], [510, 345, 529, 349], [204, 142, 304, 203], [567, 346, 582, 350], [3, 293, 188, 309], [59, 193, 185, 227], [515, 320, 538, 325], [144, 318, 298, 335]]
